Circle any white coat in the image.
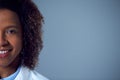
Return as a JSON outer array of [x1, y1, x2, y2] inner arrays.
[[14, 66, 49, 80]]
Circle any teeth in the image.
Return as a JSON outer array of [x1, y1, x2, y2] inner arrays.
[[0, 50, 8, 54]]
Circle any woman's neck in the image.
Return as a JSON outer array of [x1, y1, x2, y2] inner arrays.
[[0, 57, 20, 78], [0, 66, 17, 78]]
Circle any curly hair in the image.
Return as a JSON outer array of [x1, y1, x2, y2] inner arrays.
[[0, 0, 43, 69]]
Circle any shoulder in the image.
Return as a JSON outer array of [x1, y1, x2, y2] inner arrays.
[[30, 69, 49, 80], [15, 66, 49, 80]]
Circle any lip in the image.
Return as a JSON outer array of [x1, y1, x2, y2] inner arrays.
[[0, 49, 12, 58]]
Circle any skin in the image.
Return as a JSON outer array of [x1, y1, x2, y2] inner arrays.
[[0, 9, 22, 78]]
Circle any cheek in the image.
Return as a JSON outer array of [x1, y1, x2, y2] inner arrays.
[[10, 36, 22, 53]]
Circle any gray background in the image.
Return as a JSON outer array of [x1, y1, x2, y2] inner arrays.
[[34, 0, 120, 80]]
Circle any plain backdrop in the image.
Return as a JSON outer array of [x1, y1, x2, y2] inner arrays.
[[34, 0, 120, 80]]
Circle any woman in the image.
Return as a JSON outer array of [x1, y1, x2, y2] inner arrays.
[[0, 0, 48, 80]]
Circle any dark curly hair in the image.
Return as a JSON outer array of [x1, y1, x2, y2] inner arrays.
[[0, 0, 43, 69]]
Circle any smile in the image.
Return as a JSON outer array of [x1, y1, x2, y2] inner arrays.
[[0, 49, 12, 58], [0, 50, 9, 54]]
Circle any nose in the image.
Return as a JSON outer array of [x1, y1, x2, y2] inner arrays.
[[0, 33, 8, 46]]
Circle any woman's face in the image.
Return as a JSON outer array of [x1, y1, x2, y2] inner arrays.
[[0, 9, 22, 67]]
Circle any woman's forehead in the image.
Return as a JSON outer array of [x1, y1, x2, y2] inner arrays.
[[0, 9, 21, 25], [0, 9, 22, 30]]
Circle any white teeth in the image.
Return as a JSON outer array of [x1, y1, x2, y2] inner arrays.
[[0, 50, 8, 54]]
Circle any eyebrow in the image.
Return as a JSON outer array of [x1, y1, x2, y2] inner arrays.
[[5, 25, 21, 29]]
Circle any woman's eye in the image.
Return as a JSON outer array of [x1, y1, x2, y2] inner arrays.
[[6, 29, 17, 34]]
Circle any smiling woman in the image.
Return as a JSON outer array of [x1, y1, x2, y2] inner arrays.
[[0, 10, 22, 79], [0, 0, 48, 80], [0, 9, 22, 67]]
